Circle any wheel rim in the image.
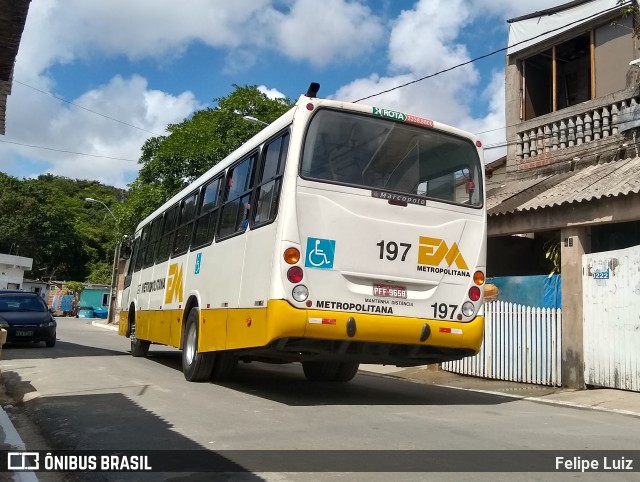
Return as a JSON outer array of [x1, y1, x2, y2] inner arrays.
[[185, 323, 197, 365]]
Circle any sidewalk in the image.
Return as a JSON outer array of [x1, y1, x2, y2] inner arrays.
[[360, 364, 640, 418]]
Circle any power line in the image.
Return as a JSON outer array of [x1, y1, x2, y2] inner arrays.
[[353, 3, 622, 104], [0, 138, 138, 162], [3, 4, 627, 168], [484, 131, 636, 164], [13, 80, 163, 136]]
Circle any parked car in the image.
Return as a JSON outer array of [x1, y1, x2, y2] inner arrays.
[[0, 290, 56, 347]]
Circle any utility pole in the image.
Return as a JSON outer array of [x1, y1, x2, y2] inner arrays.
[[85, 197, 120, 324]]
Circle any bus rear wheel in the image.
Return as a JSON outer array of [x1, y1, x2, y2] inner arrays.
[[302, 361, 360, 382], [182, 308, 215, 382], [211, 352, 238, 382], [130, 317, 150, 357]]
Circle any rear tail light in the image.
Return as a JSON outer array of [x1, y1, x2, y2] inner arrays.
[[468, 286, 481, 301], [287, 266, 304, 283], [473, 271, 485, 285]]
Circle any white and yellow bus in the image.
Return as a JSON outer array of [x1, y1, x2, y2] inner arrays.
[[119, 83, 487, 383]]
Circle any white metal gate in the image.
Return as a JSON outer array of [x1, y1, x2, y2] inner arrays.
[[583, 246, 640, 392], [443, 301, 562, 386]]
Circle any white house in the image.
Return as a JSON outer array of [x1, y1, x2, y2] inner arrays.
[[22, 279, 49, 301], [0, 253, 33, 290]]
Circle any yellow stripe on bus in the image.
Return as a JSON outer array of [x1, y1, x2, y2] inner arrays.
[[120, 299, 483, 353]]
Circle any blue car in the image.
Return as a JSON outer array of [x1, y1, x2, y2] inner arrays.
[[0, 291, 57, 347]]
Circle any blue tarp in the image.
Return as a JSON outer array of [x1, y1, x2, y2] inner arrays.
[[59, 295, 74, 312], [490, 274, 562, 309]]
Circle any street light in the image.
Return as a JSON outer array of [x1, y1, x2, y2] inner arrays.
[[242, 115, 269, 126], [85, 197, 117, 226], [85, 197, 120, 325]]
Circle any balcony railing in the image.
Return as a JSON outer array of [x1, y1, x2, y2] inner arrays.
[[513, 88, 639, 162]]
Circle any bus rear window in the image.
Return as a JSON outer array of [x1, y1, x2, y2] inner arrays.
[[300, 109, 483, 207]]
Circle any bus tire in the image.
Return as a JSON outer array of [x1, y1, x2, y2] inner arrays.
[[182, 308, 215, 382], [302, 361, 339, 381], [334, 362, 359, 382], [130, 317, 150, 357], [211, 352, 238, 382]]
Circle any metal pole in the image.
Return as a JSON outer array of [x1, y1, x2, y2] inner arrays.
[[85, 197, 120, 324], [108, 241, 120, 324]]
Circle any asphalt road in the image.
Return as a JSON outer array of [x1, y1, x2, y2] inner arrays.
[[2, 317, 640, 481]]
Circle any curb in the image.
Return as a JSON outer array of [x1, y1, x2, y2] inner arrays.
[[90, 320, 118, 331], [0, 407, 39, 481]]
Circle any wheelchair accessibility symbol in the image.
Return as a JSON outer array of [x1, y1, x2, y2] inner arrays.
[[305, 237, 336, 269]]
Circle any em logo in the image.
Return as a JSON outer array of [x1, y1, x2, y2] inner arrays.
[[418, 237, 469, 270], [165, 263, 184, 304]]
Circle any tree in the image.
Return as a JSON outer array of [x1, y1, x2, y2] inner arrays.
[[0, 174, 87, 280], [0, 172, 124, 283], [133, 85, 292, 207]]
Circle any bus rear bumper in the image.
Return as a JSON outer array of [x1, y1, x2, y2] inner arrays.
[[259, 300, 484, 365]]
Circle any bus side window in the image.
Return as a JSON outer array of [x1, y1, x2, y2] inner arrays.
[[124, 236, 140, 289], [173, 192, 197, 256], [128, 237, 140, 274], [218, 154, 256, 239], [143, 218, 162, 268], [134, 225, 150, 272], [156, 205, 178, 263], [193, 177, 222, 249], [252, 132, 289, 226]]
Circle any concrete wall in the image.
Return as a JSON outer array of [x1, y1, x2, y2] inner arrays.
[[595, 15, 638, 96]]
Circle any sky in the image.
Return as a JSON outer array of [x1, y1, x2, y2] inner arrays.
[[0, 0, 565, 189]]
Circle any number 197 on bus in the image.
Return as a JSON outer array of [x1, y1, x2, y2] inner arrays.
[[377, 240, 411, 261]]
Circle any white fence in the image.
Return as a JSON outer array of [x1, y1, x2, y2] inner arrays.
[[442, 301, 562, 386]]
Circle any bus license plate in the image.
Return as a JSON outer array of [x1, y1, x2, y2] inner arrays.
[[16, 330, 34, 336], [373, 284, 407, 299]]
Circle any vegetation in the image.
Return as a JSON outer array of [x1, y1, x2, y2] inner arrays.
[[544, 238, 561, 277], [0, 85, 293, 284], [618, 0, 640, 37], [64, 281, 84, 294], [0, 173, 124, 284]]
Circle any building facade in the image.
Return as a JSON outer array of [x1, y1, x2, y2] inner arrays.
[[487, 0, 640, 388]]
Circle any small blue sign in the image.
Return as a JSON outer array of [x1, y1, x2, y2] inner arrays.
[[593, 269, 609, 280], [194, 253, 202, 275], [305, 237, 336, 269]]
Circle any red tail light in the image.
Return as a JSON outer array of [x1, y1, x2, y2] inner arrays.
[[287, 266, 304, 283], [468, 286, 481, 301]]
